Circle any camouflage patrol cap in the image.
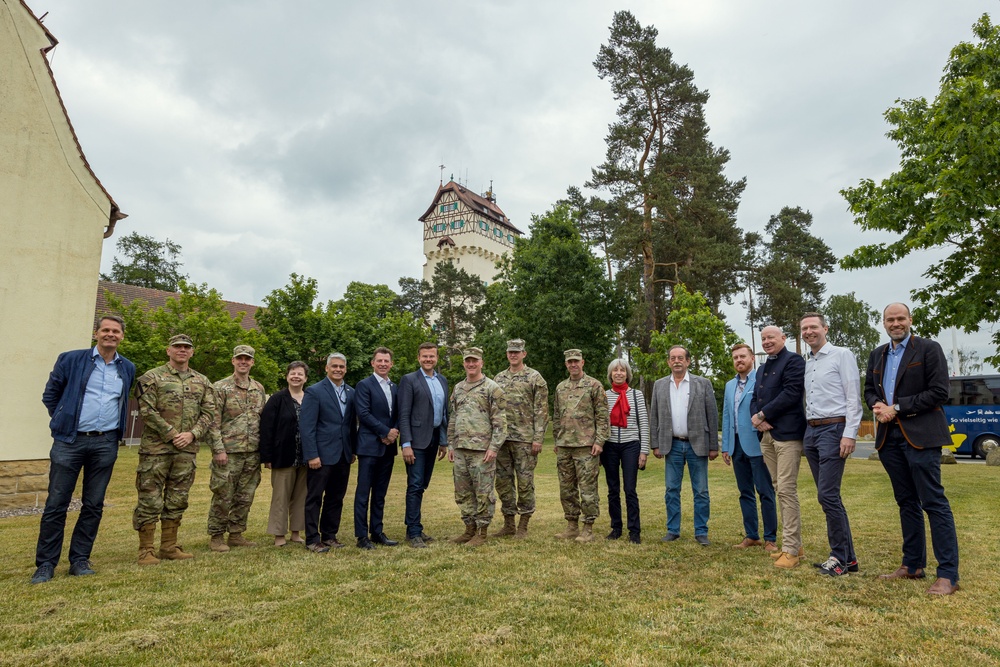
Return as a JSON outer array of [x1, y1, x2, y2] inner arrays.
[[506, 339, 525, 352], [463, 347, 484, 360], [564, 349, 583, 361], [233, 344, 255, 358], [168, 334, 194, 347]]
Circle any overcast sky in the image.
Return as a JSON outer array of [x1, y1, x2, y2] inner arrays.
[[31, 0, 998, 369]]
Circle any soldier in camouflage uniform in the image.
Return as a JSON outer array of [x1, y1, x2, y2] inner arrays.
[[133, 334, 217, 565], [492, 339, 548, 538], [552, 349, 610, 543], [208, 345, 266, 552], [447, 348, 507, 547]]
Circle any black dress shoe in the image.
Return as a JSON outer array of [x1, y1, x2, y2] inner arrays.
[[628, 532, 641, 544], [357, 537, 376, 551], [372, 533, 398, 547], [606, 529, 622, 540]]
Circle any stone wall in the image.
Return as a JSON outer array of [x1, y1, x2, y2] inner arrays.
[[0, 460, 49, 509]]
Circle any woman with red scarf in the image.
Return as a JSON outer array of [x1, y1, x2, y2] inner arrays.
[[603, 359, 649, 544]]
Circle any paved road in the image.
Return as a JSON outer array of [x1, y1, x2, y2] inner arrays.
[[854, 439, 983, 464]]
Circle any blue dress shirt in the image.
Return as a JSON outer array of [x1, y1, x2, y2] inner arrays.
[[423, 370, 445, 427], [77, 347, 124, 432], [884, 334, 910, 406]]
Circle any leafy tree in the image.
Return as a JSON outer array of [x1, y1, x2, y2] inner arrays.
[[487, 205, 626, 396], [102, 281, 281, 390], [953, 347, 983, 376], [824, 292, 881, 366], [585, 10, 745, 352], [841, 14, 1000, 366], [102, 231, 188, 291], [753, 206, 836, 353], [256, 273, 332, 379]]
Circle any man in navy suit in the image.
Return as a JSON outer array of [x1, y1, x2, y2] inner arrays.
[[866, 303, 960, 595], [353, 347, 400, 550], [397, 342, 449, 548], [300, 352, 357, 552]]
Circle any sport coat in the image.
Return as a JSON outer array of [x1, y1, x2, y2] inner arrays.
[[398, 369, 448, 449], [259, 388, 301, 468], [865, 335, 951, 449], [749, 347, 807, 441], [299, 378, 357, 465], [355, 374, 398, 458], [650, 373, 719, 457], [42, 348, 136, 444], [722, 373, 761, 457]]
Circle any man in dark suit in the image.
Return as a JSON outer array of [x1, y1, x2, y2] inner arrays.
[[750, 325, 807, 569], [397, 342, 449, 548], [865, 303, 960, 595], [300, 352, 357, 553], [353, 347, 399, 550]]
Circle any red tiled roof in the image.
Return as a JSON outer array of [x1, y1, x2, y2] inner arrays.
[[418, 181, 523, 235], [95, 281, 259, 331]]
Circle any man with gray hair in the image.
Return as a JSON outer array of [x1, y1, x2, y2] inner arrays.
[[300, 353, 357, 553]]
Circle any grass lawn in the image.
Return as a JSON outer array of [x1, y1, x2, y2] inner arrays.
[[2, 442, 998, 666]]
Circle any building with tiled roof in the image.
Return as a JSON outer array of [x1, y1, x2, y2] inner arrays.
[[419, 180, 523, 285], [95, 281, 259, 331]]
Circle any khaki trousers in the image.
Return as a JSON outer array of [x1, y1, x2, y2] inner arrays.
[[267, 466, 307, 535], [760, 433, 803, 554]]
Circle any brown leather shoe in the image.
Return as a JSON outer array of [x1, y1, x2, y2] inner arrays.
[[770, 547, 804, 559], [733, 537, 763, 549], [926, 578, 960, 596], [763, 541, 778, 553], [878, 566, 925, 580]]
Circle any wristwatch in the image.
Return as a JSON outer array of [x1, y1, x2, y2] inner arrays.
[[893, 403, 900, 412]]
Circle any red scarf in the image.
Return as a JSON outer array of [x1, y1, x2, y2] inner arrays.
[[610, 382, 630, 428]]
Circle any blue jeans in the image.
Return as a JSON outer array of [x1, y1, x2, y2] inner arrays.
[[732, 435, 777, 542], [664, 439, 710, 537], [804, 422, 855, 564], [35, 432, 119, 568], [404, 446, 438, 538]]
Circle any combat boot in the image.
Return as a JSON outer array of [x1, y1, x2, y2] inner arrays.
[[137, 523, 160, 566], [450, 523, 477, 544], [575, 523, 596, 543], [210, 534, 230, 553], [466, 525, 489, 547], [554, 519, 579, 540], [159, 518, 195, 560], [514, 515, 530, 539], [227, 533, 258, 548], [494, 514, 516, 537]]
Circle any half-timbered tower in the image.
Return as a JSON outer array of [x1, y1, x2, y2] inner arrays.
[[418, 180, 523, 285]]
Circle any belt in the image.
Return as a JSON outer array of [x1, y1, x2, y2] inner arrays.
[[78, 430, 115, 437], [673, 436, 690, 442], [807, 417, 845, 427]]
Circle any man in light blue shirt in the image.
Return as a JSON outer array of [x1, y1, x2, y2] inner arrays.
[[800, 312, 862, 578]]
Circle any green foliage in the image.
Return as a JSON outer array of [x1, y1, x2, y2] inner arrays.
[[486, 205, 626, 395], [824, 292, 881, 365], [751, 207, 835, 351], [256, 274, 334, 380], [634, 283, 741, 405], [841, 13, 1000, 366], [101, 231, 188, 291], [103, 281, 282, 390]]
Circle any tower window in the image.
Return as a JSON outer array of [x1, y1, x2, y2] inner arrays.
[[479, 221, 489, 231], [433, 223, 446, 232], [451, 219, 465, 229], [439, 202, 458, 213]]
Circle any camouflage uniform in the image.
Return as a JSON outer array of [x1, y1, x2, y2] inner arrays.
[[447, 376, 507, 528], [208, 374, 265, 536], [553, 373, 610, 523], [132, 363, 217, 530], [493, 365, 548, 517]]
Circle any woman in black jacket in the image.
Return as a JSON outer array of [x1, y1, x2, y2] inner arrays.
[[260, 361, 309, 546]]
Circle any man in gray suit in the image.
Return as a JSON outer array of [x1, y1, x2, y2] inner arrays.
[[650, 345, 719, 545]]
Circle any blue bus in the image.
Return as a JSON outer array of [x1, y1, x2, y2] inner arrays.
[[945, 375, 1000, 458]]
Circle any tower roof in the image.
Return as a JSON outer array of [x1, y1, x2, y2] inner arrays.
[[418, 180, 523, 235]]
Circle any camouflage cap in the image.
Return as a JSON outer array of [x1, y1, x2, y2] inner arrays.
[[564, 349, 583, 361], [168, 334, 194, 347], [463, 347, 484, 360], [233, 344, 255, 358], [506, 339, 525, 352]]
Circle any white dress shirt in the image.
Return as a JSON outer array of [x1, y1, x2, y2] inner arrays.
[[804, 342, 863, 439], [668, 372, 690, 438]]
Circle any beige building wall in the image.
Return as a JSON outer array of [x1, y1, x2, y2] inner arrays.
[[1, 0, 121, 469]]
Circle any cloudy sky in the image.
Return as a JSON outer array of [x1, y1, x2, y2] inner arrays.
[[30, 0, 997, 368]]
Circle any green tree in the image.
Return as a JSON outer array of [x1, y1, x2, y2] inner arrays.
[[102, 281, 281, 390], [586, 11, 745, 352], [489, 204, 626, 396], [753, 206, 836, 353], [101, 231, 188, 291], [824, 292, 881, 366], [841, 14, 1000, 366], [256, 273, 332, 379]]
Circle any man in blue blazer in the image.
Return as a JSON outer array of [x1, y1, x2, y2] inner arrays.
[[721, 343, 777, 550], [397, 342, 449, 548], [352, 347, 400, 550], [33, 316, 136, 584], [300, 352, 357, 552]]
